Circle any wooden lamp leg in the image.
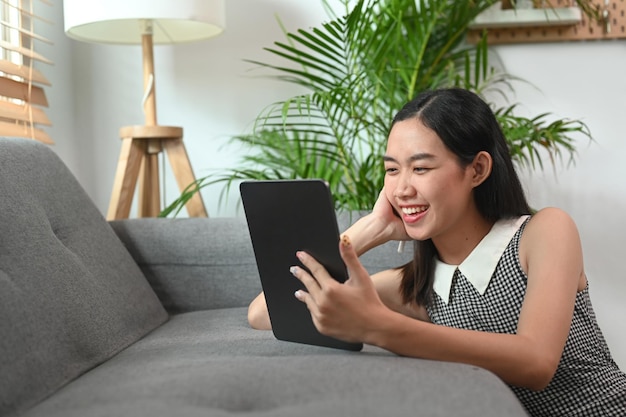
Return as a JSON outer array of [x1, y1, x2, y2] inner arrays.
[[107, 125, 208, 220], [137, 141, 161, 218], [107, 137, 145, 220], [162, 138, 208, 217]]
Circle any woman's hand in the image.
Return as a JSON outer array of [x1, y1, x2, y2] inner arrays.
[[291, 235, 391, 343], [371, 188, 409, 241], [344, 189, 410, 255]]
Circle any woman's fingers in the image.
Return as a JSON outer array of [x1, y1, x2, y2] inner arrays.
[[339, 235, 370, 286], [292, 236, 371, 294], [290, 264, 320, 296], [293, 250, 336, 288], [290, 265, 323, 320], [294, 286, 316, 310]]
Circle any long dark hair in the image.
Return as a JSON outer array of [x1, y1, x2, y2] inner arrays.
[[394, 88, 532, 306]]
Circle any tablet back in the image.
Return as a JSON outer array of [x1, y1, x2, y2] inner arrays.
[[240, 179, 363, 351]]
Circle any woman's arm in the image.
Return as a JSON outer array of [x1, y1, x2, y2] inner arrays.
[[247, 292, 271, 330], [293, 208, 585, 391], [345, 190, 410, 255]]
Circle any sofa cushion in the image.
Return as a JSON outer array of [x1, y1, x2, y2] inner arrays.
[[0, 138, 168, 416], [21, 308, 529, 417]]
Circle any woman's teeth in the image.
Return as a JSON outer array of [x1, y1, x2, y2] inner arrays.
[[401, 206, 427, 215]]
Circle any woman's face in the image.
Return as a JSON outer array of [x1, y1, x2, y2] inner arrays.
[[383, 118, 478, 242]]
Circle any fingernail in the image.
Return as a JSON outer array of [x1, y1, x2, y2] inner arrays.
[[290, 266, 298, 275], [296, 251, 304, 260], [294, 290, 302, 299], [341, 234, 351, 247]]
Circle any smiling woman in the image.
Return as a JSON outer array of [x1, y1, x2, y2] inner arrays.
[[388, 88, 530, 306], [248, 88, 626, 417]]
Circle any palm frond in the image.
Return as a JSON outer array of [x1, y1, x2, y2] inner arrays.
[[161, 0, 595, 217]]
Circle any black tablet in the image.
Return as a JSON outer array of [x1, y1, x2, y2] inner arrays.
[[240, 179, 363, 351]]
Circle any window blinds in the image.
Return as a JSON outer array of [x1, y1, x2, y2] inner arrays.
[[0, 0, 52, 144]]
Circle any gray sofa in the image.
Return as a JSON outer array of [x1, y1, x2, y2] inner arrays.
[[0, 137, 529, 417]]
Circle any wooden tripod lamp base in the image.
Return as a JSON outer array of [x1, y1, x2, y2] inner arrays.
[[106, 125, 208, 220]]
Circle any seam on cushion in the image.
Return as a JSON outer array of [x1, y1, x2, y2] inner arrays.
[[137, 262, 259, 267]]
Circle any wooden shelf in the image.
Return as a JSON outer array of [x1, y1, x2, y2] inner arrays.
[[470, 3, 582, 29], [467, 0, 626, 44]]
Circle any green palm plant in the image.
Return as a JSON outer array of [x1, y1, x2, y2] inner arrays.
[[161, 0, 593, 217]]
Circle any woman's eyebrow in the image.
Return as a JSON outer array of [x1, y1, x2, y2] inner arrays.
[[383, 153, 436, 163]]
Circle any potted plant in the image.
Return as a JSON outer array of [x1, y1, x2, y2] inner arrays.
[[161, 0, 594, 217]]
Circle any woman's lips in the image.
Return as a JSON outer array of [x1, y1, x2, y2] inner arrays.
[[400, 205, 429, 224]]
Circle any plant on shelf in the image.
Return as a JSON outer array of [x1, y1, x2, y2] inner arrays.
[[161, 0, 594, 217]]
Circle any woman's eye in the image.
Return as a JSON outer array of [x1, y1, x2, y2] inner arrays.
[[414, 167, 428, 173], [385, 167, 398, 174]]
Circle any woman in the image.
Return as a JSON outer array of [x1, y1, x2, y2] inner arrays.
[[247, 88, 626, 416]]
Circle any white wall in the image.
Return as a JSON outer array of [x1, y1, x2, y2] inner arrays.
[[48, 1, 625, 368]]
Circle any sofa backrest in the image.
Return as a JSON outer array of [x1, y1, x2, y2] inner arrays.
[[109, 213, 413, 315], [0, 138, 168, 416]]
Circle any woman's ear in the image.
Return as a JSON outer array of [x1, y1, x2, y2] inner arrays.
[[471, 151, 492, 187]]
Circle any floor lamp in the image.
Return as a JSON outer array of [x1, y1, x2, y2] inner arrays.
[[63, 0, 226, 220]]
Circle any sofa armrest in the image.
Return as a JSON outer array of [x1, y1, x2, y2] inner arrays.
[[109, 218, 262, 314]]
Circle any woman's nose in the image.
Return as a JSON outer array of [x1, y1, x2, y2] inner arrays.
[[393, 173, 415, 198]]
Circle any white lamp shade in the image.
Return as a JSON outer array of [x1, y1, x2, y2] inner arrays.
[[63, 0, 226, 44]]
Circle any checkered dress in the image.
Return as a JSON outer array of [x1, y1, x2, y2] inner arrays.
[[426, 218, 626, 417]]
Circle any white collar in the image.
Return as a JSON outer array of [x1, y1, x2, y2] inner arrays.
[[432, 216, 529, 304]]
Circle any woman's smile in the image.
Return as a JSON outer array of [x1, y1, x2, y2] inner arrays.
[[400, 205, 429, 223]]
